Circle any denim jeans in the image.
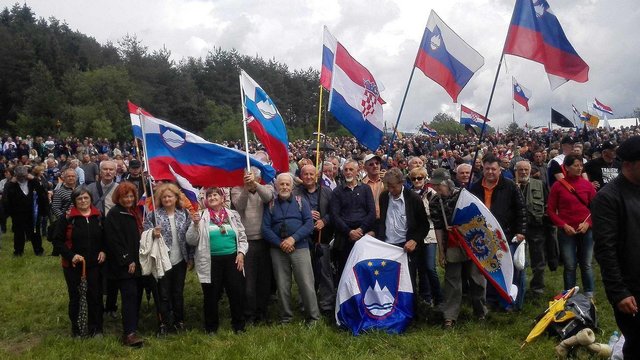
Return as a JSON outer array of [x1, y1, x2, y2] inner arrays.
[[558, 229, 594, 294], [419, 243, 442, 304]]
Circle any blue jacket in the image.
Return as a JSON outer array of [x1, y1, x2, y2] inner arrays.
[[262, 195, 314, 249]]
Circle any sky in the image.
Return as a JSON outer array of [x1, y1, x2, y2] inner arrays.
[[8, 0, 640, 132]]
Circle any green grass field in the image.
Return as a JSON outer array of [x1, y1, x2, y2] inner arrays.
[[0, 229, 617, 359]]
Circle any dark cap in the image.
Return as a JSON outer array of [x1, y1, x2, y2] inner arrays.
[[617, 136, 640, 162], [598, 141, 616, 152], [561, 136, 575, 145], [129, 159, 142, 169], [427, 168, 451, 185]]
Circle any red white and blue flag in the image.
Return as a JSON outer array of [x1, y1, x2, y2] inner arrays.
[[141, 112, 276, 187], [320, 26, 338, 91], [328, 42, 385, 150], [504, 0, 589, 90], [240, 70, 289, 173], [168, 164, 200, 211], [415, 10, 484, 103], [451, 189, 517, 304], [512, 77, 531, 111], [420, 122, 438, 137], [460, 104, 489, 130], [128, 100, 149, 140], [592, 98, 614, 116], [572, 104, 582, 119]]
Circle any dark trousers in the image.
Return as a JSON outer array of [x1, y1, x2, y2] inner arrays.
[[201, 254, 245, 332], [115, 277, 140, 335], [243, 240, 272, 322], [310, 242, 335, 312], [157, 261, 187, 326], [613, 298, 640, 359], [528, 224, 547, 292], [103, 266, 119, 312], [12, 214, 43, 255], [337, 234, 356, 278], [63, 265, 103, 335], [418, 243, 443, 304]]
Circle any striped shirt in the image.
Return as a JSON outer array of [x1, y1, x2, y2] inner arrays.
[[51, 185, 75, 220]]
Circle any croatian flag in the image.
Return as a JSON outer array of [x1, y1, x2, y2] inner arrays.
[[593, 98, 614, 115], [320, 26, 338, 91], [512, 77, 531, 111], [336, 235, 413, 335], [128, 100, 150, 140], [328, 43, 385, 151], [240, 70, 289, 173], [420, 123, 438, 137], [451, 189, 517, 303], [460, 105, 489, 130], [503, 0, 589, 90], [141, 113, 276, 187], [168, 164, 200, 211], [415, 10, 484, 103]]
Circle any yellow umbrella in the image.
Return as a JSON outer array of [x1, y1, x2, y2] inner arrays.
[[521, 286, 578, 348]]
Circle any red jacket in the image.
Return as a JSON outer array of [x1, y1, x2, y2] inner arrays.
[[547, 175, 596, 229]]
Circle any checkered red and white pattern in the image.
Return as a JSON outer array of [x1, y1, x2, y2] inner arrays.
[[361, 90, 378, 118]]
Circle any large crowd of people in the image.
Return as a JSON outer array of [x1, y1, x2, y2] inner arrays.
[[1, 126, 639, 357]]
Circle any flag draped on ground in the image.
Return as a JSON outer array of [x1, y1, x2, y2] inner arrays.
[[592, 98, 613, 115], [551, 108, 575, 128], [414, 10, 484, 102], [141, 112, 276, 187], [512, 77, 531, 111], [451, 189, 517, 303], [336, 235, 414, 335], [240, 70, 289, 173], [503, 0, 589, 89], [328, 41, 385, 150], [320, 26, 338, 91], [460, 105, 489, 130]]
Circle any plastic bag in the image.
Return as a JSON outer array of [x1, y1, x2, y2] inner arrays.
[[513, 237, 526, 271]]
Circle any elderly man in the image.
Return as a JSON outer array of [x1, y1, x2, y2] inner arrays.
[[470, 155, 527, 310], [362, 154, 385, 222], [295, 164, 334, 315], [5, 165, 48, 256], [515, 160, 548, 295], [455, 163, 472, 188], [68, 158, 85, 185], [262, 173, 319, 324], [593, 136, 640, 358], [230, 167, 274, 325], [330, 159, 376, 275], [377, 168, 428, 297], [321, 161, 337, 190], [80, 153, 99, 185], [87, 160, 119, 216]]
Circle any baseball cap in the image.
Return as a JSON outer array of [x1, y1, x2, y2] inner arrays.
[[427, 168, 451, 185], [129, 159, 142, 169], [363, 154, 382, 164]]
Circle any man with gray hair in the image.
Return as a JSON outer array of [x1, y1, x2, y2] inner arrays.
[[455, 163, 472, 188], [87, 160, 119, 216], [5, 165, 48, 256]]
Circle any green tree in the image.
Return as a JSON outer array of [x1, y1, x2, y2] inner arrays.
[[506, 122, 524, 137], [429, 112, 465, 135]]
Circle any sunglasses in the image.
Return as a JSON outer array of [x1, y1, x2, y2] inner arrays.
[[411, 176, 425, 181]]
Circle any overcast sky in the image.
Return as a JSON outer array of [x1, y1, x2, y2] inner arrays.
[[9, 0, 640, 131]]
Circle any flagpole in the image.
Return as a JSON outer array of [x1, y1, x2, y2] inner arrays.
[[239, 71, 251, 173], [468, 53, 504, 188], [137, 110, 158, 226], [386, 65, 418, 162], [314, 85, 324, 170]]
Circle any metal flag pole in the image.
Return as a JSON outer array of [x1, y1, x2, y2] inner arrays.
[[239, 70, 251, 173], [137, 110, 158, 226]]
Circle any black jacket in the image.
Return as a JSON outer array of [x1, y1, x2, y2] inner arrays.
[[53, 206, 105, 268], [4, 178, 49, 217], [469, 174, 527, 239], [377, 188, 429, 246], [104, 204, 141, 279], [592, 174, 640, 307], [295, 184, 334, 244]]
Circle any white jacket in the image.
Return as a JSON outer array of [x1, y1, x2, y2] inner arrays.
[[139, 229, 172, 279], [186, 208, 248, 284]]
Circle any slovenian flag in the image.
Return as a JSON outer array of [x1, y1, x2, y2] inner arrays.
[[240, 70, 289, 173], [141, 112, 276, 187], [503, 0, 589, 90], [128, 100, 150, 140], [168, 164, 200, 212], [328, 42, 385, 151], [512, 77, 531, 111], [451, 189, 517, 303], [414, 10, 484, 103], [460, 104, 489, 130], [320, 26, 338, 91], [593, 98, 613, 116], [336, 235, 413, 335]]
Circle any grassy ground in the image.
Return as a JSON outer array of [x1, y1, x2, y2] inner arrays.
[[0, 229, 617, 359]]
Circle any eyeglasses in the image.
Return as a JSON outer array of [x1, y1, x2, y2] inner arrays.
[[411, 176, 425, 181]]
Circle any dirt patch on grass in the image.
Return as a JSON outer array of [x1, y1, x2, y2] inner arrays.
[[0, 335, 43, 356]]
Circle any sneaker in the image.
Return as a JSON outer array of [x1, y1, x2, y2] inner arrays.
[[122, 333, 144, 347], [442, 319, 455, 330]]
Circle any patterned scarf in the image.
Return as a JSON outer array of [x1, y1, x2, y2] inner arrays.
[[208, 208, 229, 227]]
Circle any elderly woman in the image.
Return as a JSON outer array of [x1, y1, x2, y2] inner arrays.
[[548, 154, 597, 297], [187, 187, 247, 334], [104, 182, 144, 347], [143, 183, 193, 336], [429, 168, 487, 329], [53, 187, 105, 337], [409, 166, 442, 307]]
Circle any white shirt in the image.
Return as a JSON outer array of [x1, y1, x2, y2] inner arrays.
[[18, 180, 29, 196], [384, 191, 407, 245]]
